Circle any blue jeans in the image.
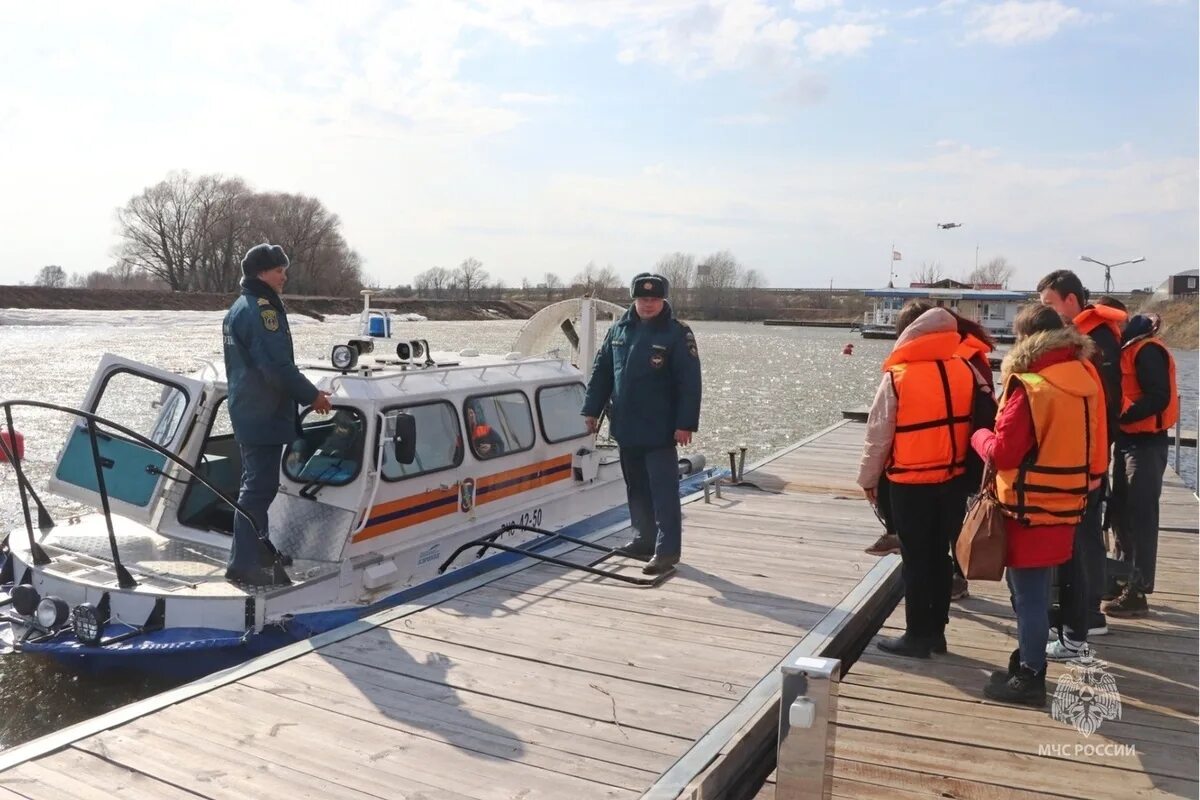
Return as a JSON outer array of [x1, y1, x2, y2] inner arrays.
[[229, 443, 283, 572], [619, 445, 681, 558], [1008, 566, 1052, 672]]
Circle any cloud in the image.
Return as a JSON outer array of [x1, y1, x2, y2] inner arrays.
[[714, 113, 773, 125], [793, 0, 842, 11], [966, 1, 1090, 45], [804, 23, 885, 59], [500, 92, 565, 105]]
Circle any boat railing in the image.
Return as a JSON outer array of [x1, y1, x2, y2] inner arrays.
[[0, 400, 289, 589], [327, 356, 573, 397]]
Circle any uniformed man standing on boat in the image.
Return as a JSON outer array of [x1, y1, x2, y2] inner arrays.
[[582, 273, 702, 575], [223, 243, 331, 587]]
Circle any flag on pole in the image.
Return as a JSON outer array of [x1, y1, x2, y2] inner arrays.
[[892, 250, 902, 261]]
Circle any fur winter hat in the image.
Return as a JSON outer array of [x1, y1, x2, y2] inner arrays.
[[241, 243, 289, 278]]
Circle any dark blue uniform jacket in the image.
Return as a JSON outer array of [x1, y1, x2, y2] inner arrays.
[[582, 302, 702, 448], [223, 279, 320, 446]]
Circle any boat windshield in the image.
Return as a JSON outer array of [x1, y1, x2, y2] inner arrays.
[[284, 408, 367, 486]]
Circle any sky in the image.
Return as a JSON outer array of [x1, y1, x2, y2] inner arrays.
[[0, 0, 1196, 291]]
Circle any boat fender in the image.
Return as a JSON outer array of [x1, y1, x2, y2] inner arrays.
[[363, 560, 400, 590], [0, 430, 24, 463], [677, 453, 706, 477]]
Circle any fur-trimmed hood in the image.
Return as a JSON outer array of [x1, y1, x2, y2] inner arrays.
[[1001, 326, 1095, 383]]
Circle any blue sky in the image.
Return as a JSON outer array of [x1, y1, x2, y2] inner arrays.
[[0, 0, 1195, 291]]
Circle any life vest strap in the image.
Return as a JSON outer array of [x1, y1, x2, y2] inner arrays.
[[1015, 481, 1089, 496], [886, 458, 968, 475], [894, 414, 972, 434], [1022, 463, 1089, 475]]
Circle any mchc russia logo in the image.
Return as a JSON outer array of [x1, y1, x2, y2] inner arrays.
[[1051, 654, 1122, 737]]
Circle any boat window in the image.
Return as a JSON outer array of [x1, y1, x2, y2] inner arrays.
[[178, 398, 240, 534], [464, 392, 535, 461], [92, 369, 191, 447], [536, 383, 589, 444], [283, 408, 366, 486], [381, 401, 463, 481]]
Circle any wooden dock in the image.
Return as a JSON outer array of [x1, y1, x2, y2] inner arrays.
[[0, 421, 901, 799], [757, 427, 1200, 799]]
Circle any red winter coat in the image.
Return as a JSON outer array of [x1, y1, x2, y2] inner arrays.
[[970, 346, 1078, 569]]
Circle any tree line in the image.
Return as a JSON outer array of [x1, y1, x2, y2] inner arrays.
[[33, 171, 364, 295]]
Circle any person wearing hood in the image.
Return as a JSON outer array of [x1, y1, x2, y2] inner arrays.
[[1105, 313, 1178, 618], [223, 243, 332, 587], [857, 303, 976, 658], [582, 273, 702, 576], [971, 305, 1102, 706]]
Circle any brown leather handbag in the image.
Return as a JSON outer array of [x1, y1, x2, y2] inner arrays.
[[956, 465, 1007, 581]]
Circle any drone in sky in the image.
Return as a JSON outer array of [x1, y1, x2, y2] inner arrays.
[[937, 222, 962, 229]]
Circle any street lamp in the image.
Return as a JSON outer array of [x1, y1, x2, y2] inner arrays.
[[1079, 255, 1146, 294]]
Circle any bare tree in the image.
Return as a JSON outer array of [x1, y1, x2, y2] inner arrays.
[[741, 268, 766, 308], [656, 252, 695, 305], [913, 261, 944, 284], [695, 251, 742, 317], [968, 256, 1015, 287], [543, 272, 563, 300], [34, 265, 67, 288], [455, 258, 488, 299]]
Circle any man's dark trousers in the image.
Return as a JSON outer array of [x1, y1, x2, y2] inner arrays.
[[620, 445, 681, 558], [229, 443, 284, 572], [1058, 486, 1105, 640], [1115, 437, 1168, 593], [888, 479, 967, 638]]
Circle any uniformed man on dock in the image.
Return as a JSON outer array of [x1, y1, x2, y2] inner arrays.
[[223, 243, 332, 587], [582, 273, 702, 575]]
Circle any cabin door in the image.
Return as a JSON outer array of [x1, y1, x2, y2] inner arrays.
[[49, 354, 208, 525]]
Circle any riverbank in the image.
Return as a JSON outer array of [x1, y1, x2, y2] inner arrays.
[[1133, 295, 1198, 350], [0, 286, 538, 321]]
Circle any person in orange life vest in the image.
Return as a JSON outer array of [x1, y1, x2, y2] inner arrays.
[[971, 305, 1101, 707], [858, 303, 975, 658], [1036, 270, 1120, 649], [466, 404, 505, 459], [1104, 313, 1178, 618]]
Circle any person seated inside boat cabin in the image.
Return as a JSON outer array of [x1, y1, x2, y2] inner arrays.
[[466, 402, 505, 459], [288, 410, 364, 481]]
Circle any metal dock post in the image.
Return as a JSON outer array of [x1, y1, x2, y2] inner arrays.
[[776, 655, 840, 800]]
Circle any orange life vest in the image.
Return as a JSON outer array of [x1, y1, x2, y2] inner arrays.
[[1072, 305, 1126, 343], [1078, 358, 1109, 487], [1119, 337, 1179, 434], [956, 333, 993, 360], [472, 424, 494, 440], [995, 362, 1101, 526], [883, 330, 975, 485]]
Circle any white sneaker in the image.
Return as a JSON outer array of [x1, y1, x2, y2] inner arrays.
[[1046, 638, 1091, 662]]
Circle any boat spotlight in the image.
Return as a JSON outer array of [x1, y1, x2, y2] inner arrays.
[[395, 341, 412, 361], [72, 601, 106, 646], [11, 584, 39, 616], [35, 596, 69, 629], [409, 339, 426, 361], [331, 344, 358, 371]]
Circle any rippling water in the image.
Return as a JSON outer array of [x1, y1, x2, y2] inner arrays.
[[0, 310, 1194, 748]]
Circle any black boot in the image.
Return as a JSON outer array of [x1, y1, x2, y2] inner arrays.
[[642, 553, 680, 575], [984, 663, 1047, 707], [989, 648, 1021, 684], [930, 630, 948, 654], [877, 633, 932, 659]]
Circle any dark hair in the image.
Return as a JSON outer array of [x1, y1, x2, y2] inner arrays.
[[949, 310, 996, 350], [1036, 269, 1087, 308], [1013, 304, 1064, 339], [1095, 295, 1127, 312], [895, 300, 933, 335]]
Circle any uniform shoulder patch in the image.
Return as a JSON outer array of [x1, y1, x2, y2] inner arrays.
[[261, 308, 279, 332], [679, 323, 698, 357], [256, 297, 271, 307]]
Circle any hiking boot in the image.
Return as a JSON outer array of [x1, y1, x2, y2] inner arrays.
[[1103, 586, 1148, 618], [642, 554, 680, 575], [989, 648, 1021, 684], [865, 533, 901, 556], [1046, 637, 1091, 662], [950, 574, 969, 601], [984, 664, 1047, 707], [617, 540, 654, 560], [1101, 577, 1127, 602], [930, 631, 948, 654], [877, 633, 932, 659]]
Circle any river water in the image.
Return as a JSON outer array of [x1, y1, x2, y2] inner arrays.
[[0, 311, 1195, 749]]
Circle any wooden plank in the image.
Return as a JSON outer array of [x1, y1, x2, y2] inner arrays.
[[0, 748, 205, 800]]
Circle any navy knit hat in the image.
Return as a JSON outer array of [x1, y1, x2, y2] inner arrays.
[[241, 243, 289, 278], [631, 272, 669, 299]]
